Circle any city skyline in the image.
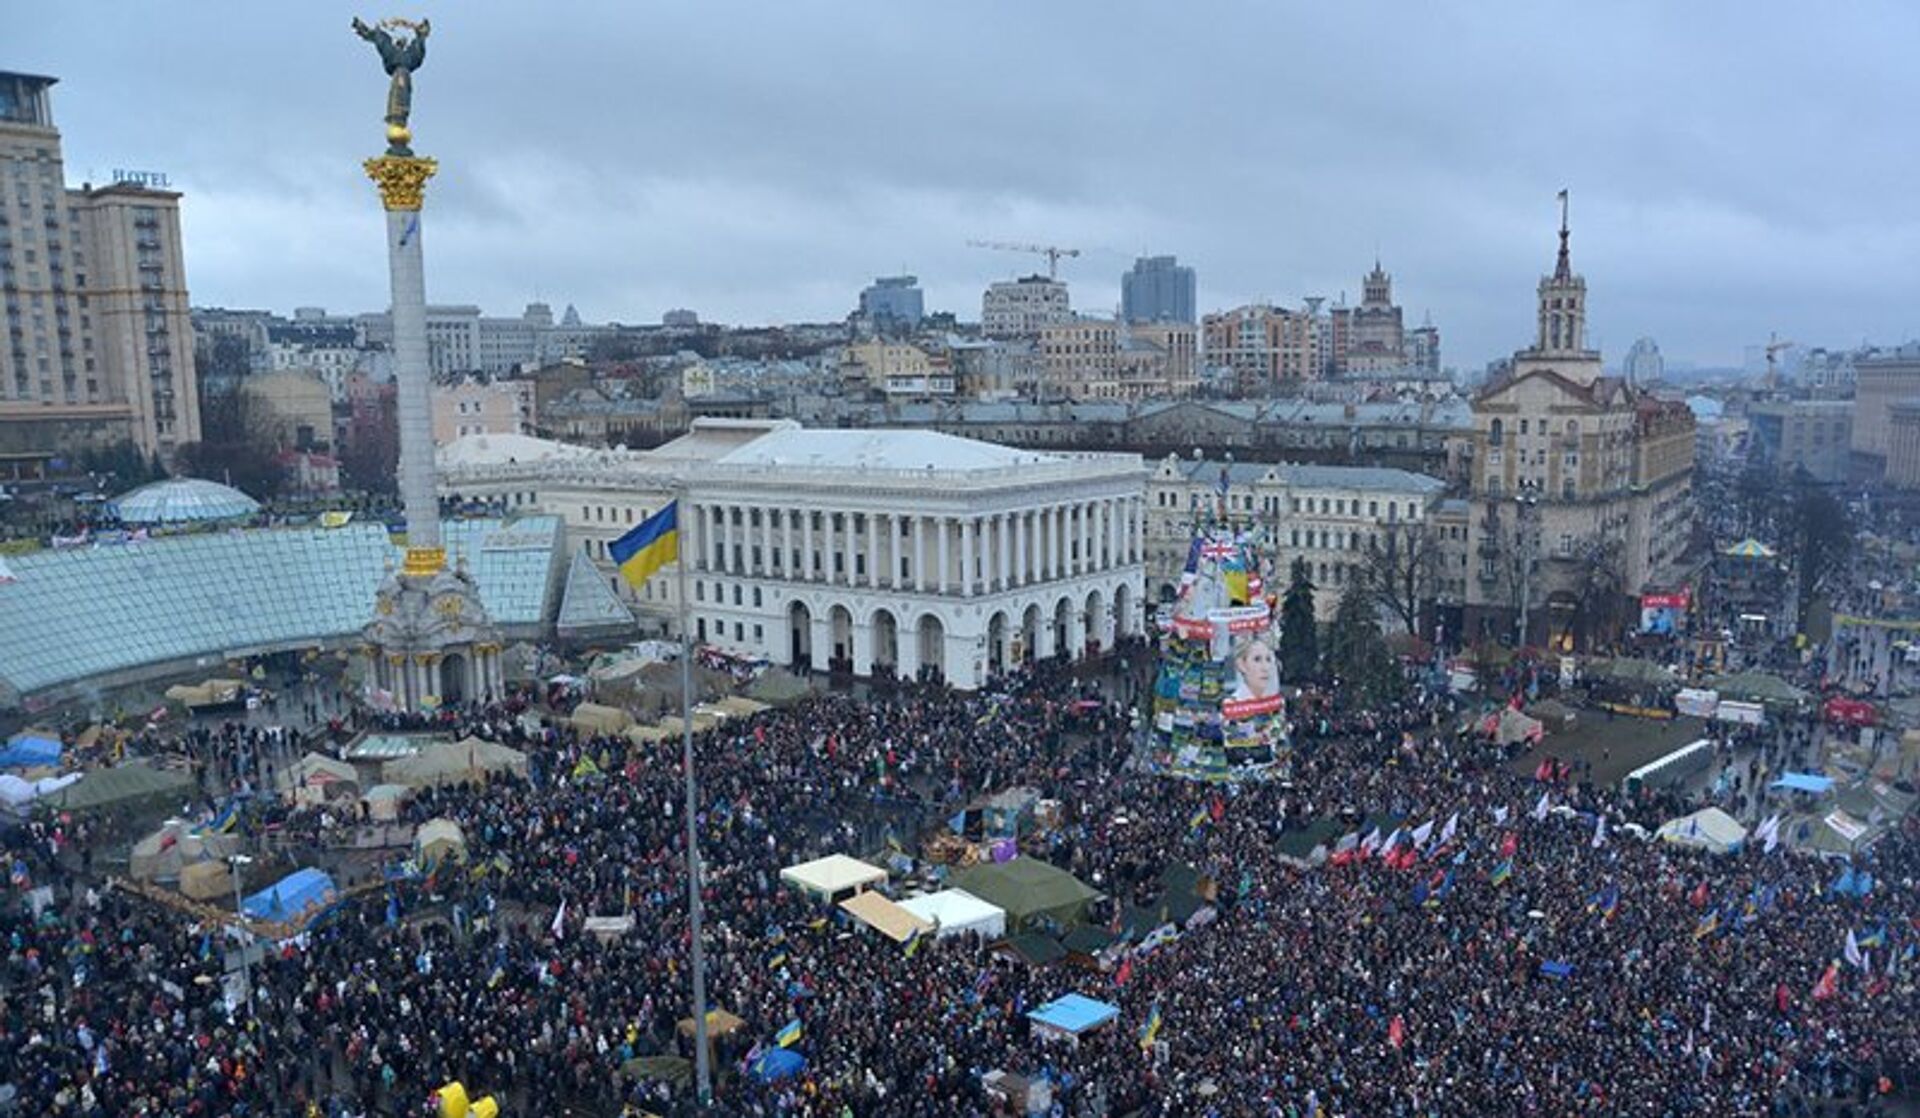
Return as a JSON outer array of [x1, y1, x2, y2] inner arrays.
[[15, 1, 1919, 370]]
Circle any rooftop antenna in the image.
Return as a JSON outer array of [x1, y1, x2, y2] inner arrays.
[[1555, 188, 1572, 279]]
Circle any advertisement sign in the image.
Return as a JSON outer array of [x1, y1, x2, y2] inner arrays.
[[1640, 589, 1691, 635], [1150, 531, 1288, 777]]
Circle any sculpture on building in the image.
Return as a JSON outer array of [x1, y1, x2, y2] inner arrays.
[[351, 16, 431, 155]]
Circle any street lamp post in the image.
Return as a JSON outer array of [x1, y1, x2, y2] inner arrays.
[[228, 854, 254, 1018]]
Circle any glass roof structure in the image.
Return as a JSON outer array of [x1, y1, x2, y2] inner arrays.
[[0, 517, 562, 704], [109, 478, 263, 524], [555, 546, 636, 639]]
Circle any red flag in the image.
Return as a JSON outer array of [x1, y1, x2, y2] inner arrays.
[[1114, 956, 1133, 986], [1688, 881, 1709, 909], [1774, 982, 1791, 1014], [1209, 795, 1225, 823], [1498, 832, 1518, 859], [1812, 961, 1840, 1002], [1387, 1014, 1406, 1050]]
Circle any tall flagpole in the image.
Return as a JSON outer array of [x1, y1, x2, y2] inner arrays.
[[676, 486, 712, 1104]]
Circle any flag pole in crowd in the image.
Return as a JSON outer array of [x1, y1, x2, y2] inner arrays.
[[612, 493, 710, 1104]]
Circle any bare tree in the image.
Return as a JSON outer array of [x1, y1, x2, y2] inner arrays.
[[1556, 534, 1627, 650], [1360, 520, 1443, 635]]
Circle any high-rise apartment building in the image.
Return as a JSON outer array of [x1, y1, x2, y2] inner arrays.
[[1201, 304, 1320, 392], [857, 275, 925, 333], [1121, 255, 1196, 324], [0, 71, 199, 461], [981, 275, 1070, 338]]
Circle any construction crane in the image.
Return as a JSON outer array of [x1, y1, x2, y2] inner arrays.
[[1764, 333, 1795, 391], [967, 239, 1081, 279]]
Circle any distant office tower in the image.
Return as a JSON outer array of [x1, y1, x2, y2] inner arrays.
[[1622, 337, 1663, 385], [982, 275, 1070, 338], [0, 71, 200, 462], [1201, 304, 1320, 392], [858, 275, 925, 332], [1121, 255, 1196, 324], [662, 309, 700, 327]]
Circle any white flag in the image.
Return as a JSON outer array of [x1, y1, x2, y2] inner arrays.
[[1763, 815, 1783, 854], [1844, 929, 1865, 971], [550, 898, 568, 941], [1360, 828, 1383, 854], [1409, 819, 1435, 848], [1492, 805, 1510, 827], [1591, 813, 1607, 849], [1439, 812, 1460, 846], [1381, 827, 1404, 853], [1532, 792, 1550, 821]]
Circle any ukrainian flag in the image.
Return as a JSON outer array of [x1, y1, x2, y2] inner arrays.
[[775, 1018, 803, 1048], [609, 501, 679, 588]]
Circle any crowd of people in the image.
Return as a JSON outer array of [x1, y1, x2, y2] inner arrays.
[[2, 647, 1916, 1117]]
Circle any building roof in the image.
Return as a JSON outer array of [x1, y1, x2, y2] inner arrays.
[[110, 478, 261, 525], [437, 433, 592, 470], [0, 518, 563, 702], [650, 418, 796, 462], [1167, 458, 1444, 494], [556, 547, 636, 638], [716, 428, 1058, 473]]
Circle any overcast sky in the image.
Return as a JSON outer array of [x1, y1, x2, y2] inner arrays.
[[17, 2, 1919, 370]]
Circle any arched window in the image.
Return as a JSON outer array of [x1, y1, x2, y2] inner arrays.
[[1489, 418, 1504, 447]]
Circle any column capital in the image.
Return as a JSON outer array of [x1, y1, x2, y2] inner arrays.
[[363, 155, 438, 210]]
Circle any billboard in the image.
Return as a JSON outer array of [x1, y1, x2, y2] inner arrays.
[[1640, 590, 1690, 635], [1150, 530, 1288, 778]]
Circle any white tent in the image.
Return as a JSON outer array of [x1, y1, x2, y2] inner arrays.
[[1656, 807, 1748, 854], [898, 888, 1007, 940], [778, 853, 886, 901]]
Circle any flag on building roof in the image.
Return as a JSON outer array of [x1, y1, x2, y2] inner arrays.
[[609, 501, 680, 589]]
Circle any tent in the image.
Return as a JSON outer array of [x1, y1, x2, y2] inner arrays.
[[1709, 671, 1808, 708], [1027, 993, 1120, 1043], [164, 679, 247, 709], [1655, 807, 1748, 855], [1771, 772, 1836, 796], [1587, 658, 1677, 686], [698, 695, 769, 722], [0, 772, 80, 811], [952, 858, 1101, 931], [44, 762, 193, 813], [382, 737, 529, 788], [179, 859, 232, 902], [676, 1008, 746, 1039], [128, 819, 240, 882], [838, 890, 935, 943], [898, 889, 1007, 940], [749, 1048, 806, 1083], [362, 783, 413, 821], [414, 818, 468, 869], [284, 752, 359, 805], [1786, 810, 1883, 858], [1823, 697, 1879, 727], [1487, 707, 1544, 747], [241, 867, 337, 923], [567, 703, 633, 736], [779, 854, 886, 901], [0, 734, 61, 770], [1527, 698, 1579, 732], [1724, 538, 1777, 559]]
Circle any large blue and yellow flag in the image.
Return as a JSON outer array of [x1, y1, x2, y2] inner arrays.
[[609, 501, 679, 588]]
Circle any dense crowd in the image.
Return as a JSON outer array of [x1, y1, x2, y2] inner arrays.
[[2, 652, 1916, 1117]]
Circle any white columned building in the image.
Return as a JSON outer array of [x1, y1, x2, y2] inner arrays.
[[436, 420, 1147, 690]]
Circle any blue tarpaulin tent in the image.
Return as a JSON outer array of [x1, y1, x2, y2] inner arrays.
[[242, 868, 336, 922], [0, 735, 61, 769], [1027, 993, 1121, 1037], [1771, 773, 1835, 795], [750, 1048, 806, 1082]]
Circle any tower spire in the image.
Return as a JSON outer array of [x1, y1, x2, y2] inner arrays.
[[1555, 188, 1571, 280]]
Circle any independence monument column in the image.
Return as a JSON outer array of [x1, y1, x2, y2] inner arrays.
[[356, 15, 441, 571], [353, 18, 502, 712]]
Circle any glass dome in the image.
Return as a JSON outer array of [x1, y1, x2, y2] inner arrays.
[[109, 478, 263, 525]]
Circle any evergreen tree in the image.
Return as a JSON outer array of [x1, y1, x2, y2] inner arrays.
[[1326, 579, 1402, 707], [1278, 557, 1319, 682]]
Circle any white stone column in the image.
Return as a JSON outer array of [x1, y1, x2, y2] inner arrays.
[[802, 508, 815, 581], [1051, 506, 1063, 580], [977, 517, 991, 594], [809, 616, 832, 673], [996, 513, 1010, 592], [960, 518, 974, 596], [937, 517, 950, 594], [383, 206, 439, 551], [866, 514, 881, 588], [842, 514, 857, 587], [722, 505, 735, 574], [914, 516, 927, 592]]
